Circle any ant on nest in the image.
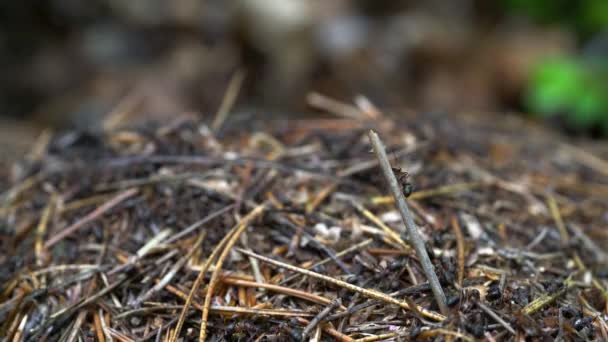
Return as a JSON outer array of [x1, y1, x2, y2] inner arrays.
[[392, 166, 414, 198], [390, 152, 414, 198]]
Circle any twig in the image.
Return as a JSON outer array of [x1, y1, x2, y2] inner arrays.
[[280, 238, 373, 285], [67, 245, 104, 342], [355, 332, 400, 342], [371, 182, 481, 204], [45, 188, 138, 248], [94, 172, 202, 191], [212, 69, 246, 131], [560, 143, 608, 177], [325, 283, 431, 321], [93, 310, 105, 342], [451, 216, 465, 287], [115, 302, 313, 319], [236, 248, 446, 321], [310, 326, 322, 342], [222, 277, 342, 307], [306, 183, 338, 213], [200, 204, 266, 342], [302, 298, 342, 339], [102, 90, 143, 131], [307, 92, 365, 119], [102, 154, 354, 184], [170, 223, 234, 341], [367, 130, 449, 316], [546, 194, 569, 246], [417, 328, 475, 342], [133, 230, 206, 305], [476, 301, 516, 335], [35, 195, 56, 267], [164, 204, 234, 244], [105, 327, 136, 342], [522, 279, 572, 315], [351, 200, 411, 251], [569, 224, 608, 263], [295, 317, 355, 342], [271, 213, 352, 275]]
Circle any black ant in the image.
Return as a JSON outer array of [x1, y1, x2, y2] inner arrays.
[[393, 166, 414, 198], [390, 152, 414, 197]]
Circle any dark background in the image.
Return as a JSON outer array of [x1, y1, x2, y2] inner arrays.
[[0, 0, 606, 150]]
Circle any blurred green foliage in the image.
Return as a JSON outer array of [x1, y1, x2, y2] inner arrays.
[[504, 0, 608, 135], [504, 0, 608, 36], [526, 58, 608, 134]]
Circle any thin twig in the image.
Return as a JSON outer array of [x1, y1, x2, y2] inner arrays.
[[45, 188, 138, 248], [133, 230, 207, 305], [165, 204, 234, 244], [212, 69, 246, 131], [522, 279, 572, 315], [476, 301, 516, 335], [451, 216, 465, 287], [200, 204, 266, 341], [35, 195, 56, 267], [116, 302, 313, 319], [295, 317, 355, 342], [302, 298, 341, 340], [222, 277, 342, 307], [355, 332, 400, 342], [546, 194, 569, 246], [271, 213, 352, 275], [569, 224, 608, 263], [367, 130, 449, 316], [306, 92, 365, 119], [170, 223, 234, 341], [93, 310, 105, 342], [280, 238, 373, 285], [236, 248, 446, 321], [417, 328, 476, 342], [354, 203, 411, 250], [102, 90, 143, 131], [560, 143, 608, 177], [371, 182, 481, 204]]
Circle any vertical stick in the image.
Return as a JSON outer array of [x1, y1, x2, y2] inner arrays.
[[367, 130, 449, 316]]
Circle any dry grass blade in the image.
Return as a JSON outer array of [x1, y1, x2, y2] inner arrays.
[[476, 301, 516, 335], [212, 69, 246, 131], [417, 328, 476, 342], [164, 284, 315, 318], [170, 222, 235, 341], [199, 203, 266, 342], [45, 188, 138, 248], [222, 277, 342, 307], [35, 195, 56, 267], [354, 332, 400, 342], [102, 90, 143, 131], [451, 216, 465, 287], [306, 92, 365, 119], [522, 279, 572, 315], [351, 200, 411, 251], [280, 238, 373, 285], [371, 182, 481, 204], [560, 143, 608, 177], [301, 298, 341, 339], [295, 317, 355, 342], [546, 194, 569, 246], [236, 248, 446, 321], [133, 230, 207, 305]]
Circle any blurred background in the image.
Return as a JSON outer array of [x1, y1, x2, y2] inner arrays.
[[1, 0, 607, 159]]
